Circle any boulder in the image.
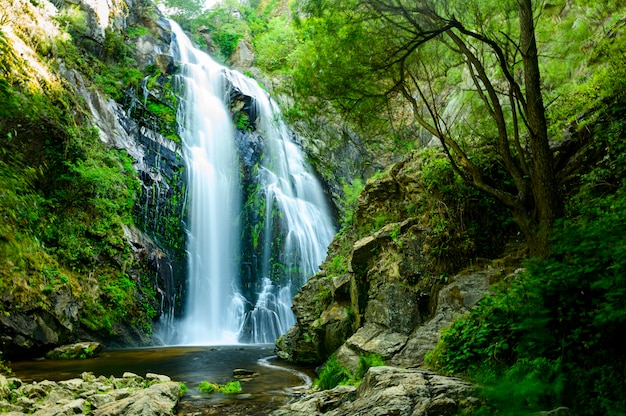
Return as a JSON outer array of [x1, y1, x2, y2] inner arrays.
[[345, 324, 408, 360], [93, 382, 180, 416], [272, 366, 476, 416], [45, 342, 103, 359], [2, 373, 180, 416]]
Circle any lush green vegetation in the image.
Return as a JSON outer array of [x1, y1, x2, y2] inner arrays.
[[315, 352, 385, 390], [156, 0, 299, 71], [424, 19, 626, 414], [0, 0, 164, 345], [197, 380, 242, 394], [427, 188, 626, 414]]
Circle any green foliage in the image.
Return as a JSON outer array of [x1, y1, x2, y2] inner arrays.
[[0, 353, 12, 376], [254, 17, 298, 72], [197, 380, 242, 394], [219, 380, 242, 394], [428, 185, 626, 414], [55, 4, 87, 36], [315, 353, 385, 390], [326, 255, 348, 275], [156, 0, 205, 19], [0, 13, 160, 343], [315, 355, 351, 390], [126, 25, 150, 39], [233, 110, 253, 131], [418, 148, 515, 270], [197, 381, 216, 393], [354, 352, 385, 380], [339, 178, 364, 232], [213, 29, 242, 59]]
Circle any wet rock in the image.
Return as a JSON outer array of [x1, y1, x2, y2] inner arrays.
[[146, 373, 171, 383], [275, 274, 335, 363], [155, 54, 177, 75], [233, 369, 257, 379], [0, 306, 74, 358]]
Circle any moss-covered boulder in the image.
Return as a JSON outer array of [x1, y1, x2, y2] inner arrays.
[[45, 342, 103, 360]]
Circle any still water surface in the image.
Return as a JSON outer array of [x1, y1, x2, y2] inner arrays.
[[10, 345, 314, 415]]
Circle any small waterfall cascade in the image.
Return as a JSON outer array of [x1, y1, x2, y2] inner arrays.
[[165, 21, 335, 345]]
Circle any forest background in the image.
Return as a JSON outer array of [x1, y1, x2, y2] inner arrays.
[[1, 0, 625, 414]]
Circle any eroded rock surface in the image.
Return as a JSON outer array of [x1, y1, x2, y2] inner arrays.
[[273, 366, 477, 416], [0, 372, 180, 416]]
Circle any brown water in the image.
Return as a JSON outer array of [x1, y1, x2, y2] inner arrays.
[[10, 344, 315, 415]]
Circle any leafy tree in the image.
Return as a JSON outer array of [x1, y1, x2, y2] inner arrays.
[[156, 0, 205, 18], [293, 0, 566, 255]]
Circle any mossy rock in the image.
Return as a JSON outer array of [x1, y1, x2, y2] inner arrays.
[[45, 342, 103, 360]]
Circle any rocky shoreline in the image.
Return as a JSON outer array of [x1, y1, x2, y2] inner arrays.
[[0, 372, 181, 416], [272, 366, 477, 416]]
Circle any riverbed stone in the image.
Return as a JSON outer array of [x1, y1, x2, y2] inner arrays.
[[2, 373, 179, 416], [146, 373, 171, 383], [32, 398, 87, 416], [45, 387, 75, 405], [93, 381, 180, 416], [57, 378, 85, 391], [0, 374, 10, 399]]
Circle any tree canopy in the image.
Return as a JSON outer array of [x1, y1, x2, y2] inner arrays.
[[290, 0, 577, 254]]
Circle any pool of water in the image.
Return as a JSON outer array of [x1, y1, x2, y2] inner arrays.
[[9, 344, 315, 415]]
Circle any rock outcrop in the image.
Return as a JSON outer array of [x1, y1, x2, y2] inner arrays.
[[274, 152, 519, 414], [273, 366, 477, 416], [275, 152, 512, 368], [0, 372, 181, 415], [0, 0, 189, 356]]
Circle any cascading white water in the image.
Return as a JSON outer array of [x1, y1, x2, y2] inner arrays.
[[239, 88, 336, 343], [166, 21, 335, 345], [171, 21, 243, 344]]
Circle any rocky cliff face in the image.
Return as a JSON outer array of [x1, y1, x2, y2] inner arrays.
[[272, 151, 524, 415], [275, 152, 519, 369], [0, 0, 187, 357]]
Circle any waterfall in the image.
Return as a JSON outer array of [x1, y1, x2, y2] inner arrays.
[[163, 21, 335, 345]]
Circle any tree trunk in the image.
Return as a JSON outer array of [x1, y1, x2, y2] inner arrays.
[[518, 0, 563, 256]]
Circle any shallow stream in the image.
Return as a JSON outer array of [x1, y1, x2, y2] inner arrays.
[[10, 345, 314, 415]]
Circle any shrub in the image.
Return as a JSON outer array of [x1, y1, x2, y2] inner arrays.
[[315, 356, 351, 390], [427, 186, 626, 414]]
